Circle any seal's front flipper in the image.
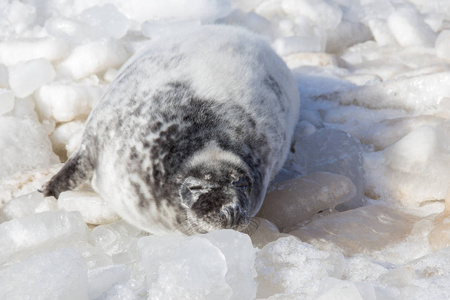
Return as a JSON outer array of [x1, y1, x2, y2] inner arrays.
[[39, 146, 95, 198]]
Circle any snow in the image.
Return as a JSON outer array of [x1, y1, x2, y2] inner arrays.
[[0, 0, 450, 299]]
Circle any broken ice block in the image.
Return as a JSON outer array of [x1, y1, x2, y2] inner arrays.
[[359, 115, 446, 151], [388, 6, 436, 47], [0, 211, 88, 264], [255, 236, 345, 298], [384, 126, 450, 206], [90, 219, 146, 264], [0, 117, 60, 179], [316, 71, 450, 112], [293, 128, 364, 210], [88, 264, 130, 299], [138, 230, 256, 300], [58, 190, 119, 225], [50, 120, 85, 161], [0, 88, 14, 116], [258, 172, 356, 231], [80, 4, 130, 40], [0, 191, 57, 220], [0, 37, 69, 66], [248, 217, 290, 248], [8, 58, 55, 98], [57, 39, 129, 80], [0, 249, 88, 300], [436, 30, 450, 62], [428, 190, 450, 251], [316, 278, 376, 300], [281, 0, 342, 30], [0, 164, 62, 205], [35, 81, 103, 122], [289, 204, 419, 255]]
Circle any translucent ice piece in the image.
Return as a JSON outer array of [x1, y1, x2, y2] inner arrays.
[[1, 191, 57, 221], [258, 172, 356, 231], [293, 128, 364, 210], [138, 230, 256, 300], [58, 190, 119, 225], [248, 217, 290, 248], [255, 236, 345, 298], [0, 249, 88, 300], [0, 88, 14, 116], [289, 204, 419, 255], [0, 211, 88, 264]]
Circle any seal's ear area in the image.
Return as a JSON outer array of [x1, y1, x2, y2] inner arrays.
[[180, 177, 218, 208]]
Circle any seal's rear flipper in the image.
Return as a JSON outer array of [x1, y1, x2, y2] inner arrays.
[[39, 146, 94, 198]]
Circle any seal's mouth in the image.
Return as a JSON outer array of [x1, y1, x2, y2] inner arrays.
[[181, 205, 251, 235]]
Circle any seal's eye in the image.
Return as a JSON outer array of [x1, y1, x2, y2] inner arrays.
[[232, 177, 248, 189], [189, 186, 204, 191]]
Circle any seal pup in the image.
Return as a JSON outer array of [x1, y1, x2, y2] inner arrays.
[[40, 25, 300, 235]]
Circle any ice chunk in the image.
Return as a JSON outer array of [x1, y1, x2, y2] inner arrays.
[[0, 164, 62, 205], [0, 88, 14, 116], [103, 68, 119, 83], [255, 236, 345, 298], [58, 39, 129, 80], [90, 220, 146, 264], [0, 64, 8, 88], [138, 230, 256, 300], [273, 35, 324, 55], [35, 81, 104, 122], [58, 190, 119, 225], [258, 172, 356, 231], [293, 128, 364, 210], [326, 20, 372, 53], [357, 115, 446, 151], [141, 20, 201, 40], [281, 0, 342, 30], [388, 6, 436, 47], [0, 117, 59, 179], [255, 0, 284, 20], [80, 4, 130, 40], [384, 126, 450, 206], [204, 230, 257, 300], [317, 71, 450, 112], [0, 249, 88, 300], [344, 256, 389, 282], [378, 247, 450, 299], [0, 37, 69, 66], [139, 236, 231, 300], [8, 58, 55, 98], [121, 0, 232, 23], [316, 278, 376, 300], [248, 217, 290, 248], [436, 30, 450, 62], [289, 204, 419, 255], [88, 264, 130, 299], [0, 191, 57, 221], [45, 17, 92, 45], [232, 0, 266, 12], [368, 18, 398, 46], [283, 52, 338, 69], [429, 209, 450, 251], [0, 211, 88, 264], [50, 120, 85, 160], [75, 241, 113, 270]]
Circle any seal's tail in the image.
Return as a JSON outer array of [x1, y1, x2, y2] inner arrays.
[[39, 144, 95, 198]]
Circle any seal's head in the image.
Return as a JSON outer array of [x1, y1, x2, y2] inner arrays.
[[178, 146, 254, 234]]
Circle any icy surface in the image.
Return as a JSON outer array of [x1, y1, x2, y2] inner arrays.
[[1, 0, 450, 299]]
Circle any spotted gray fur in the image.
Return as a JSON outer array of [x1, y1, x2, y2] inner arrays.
[[40, 25, 300, 235]]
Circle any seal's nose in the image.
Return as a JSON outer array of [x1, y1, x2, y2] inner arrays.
[[220, 205, 249, 228]]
